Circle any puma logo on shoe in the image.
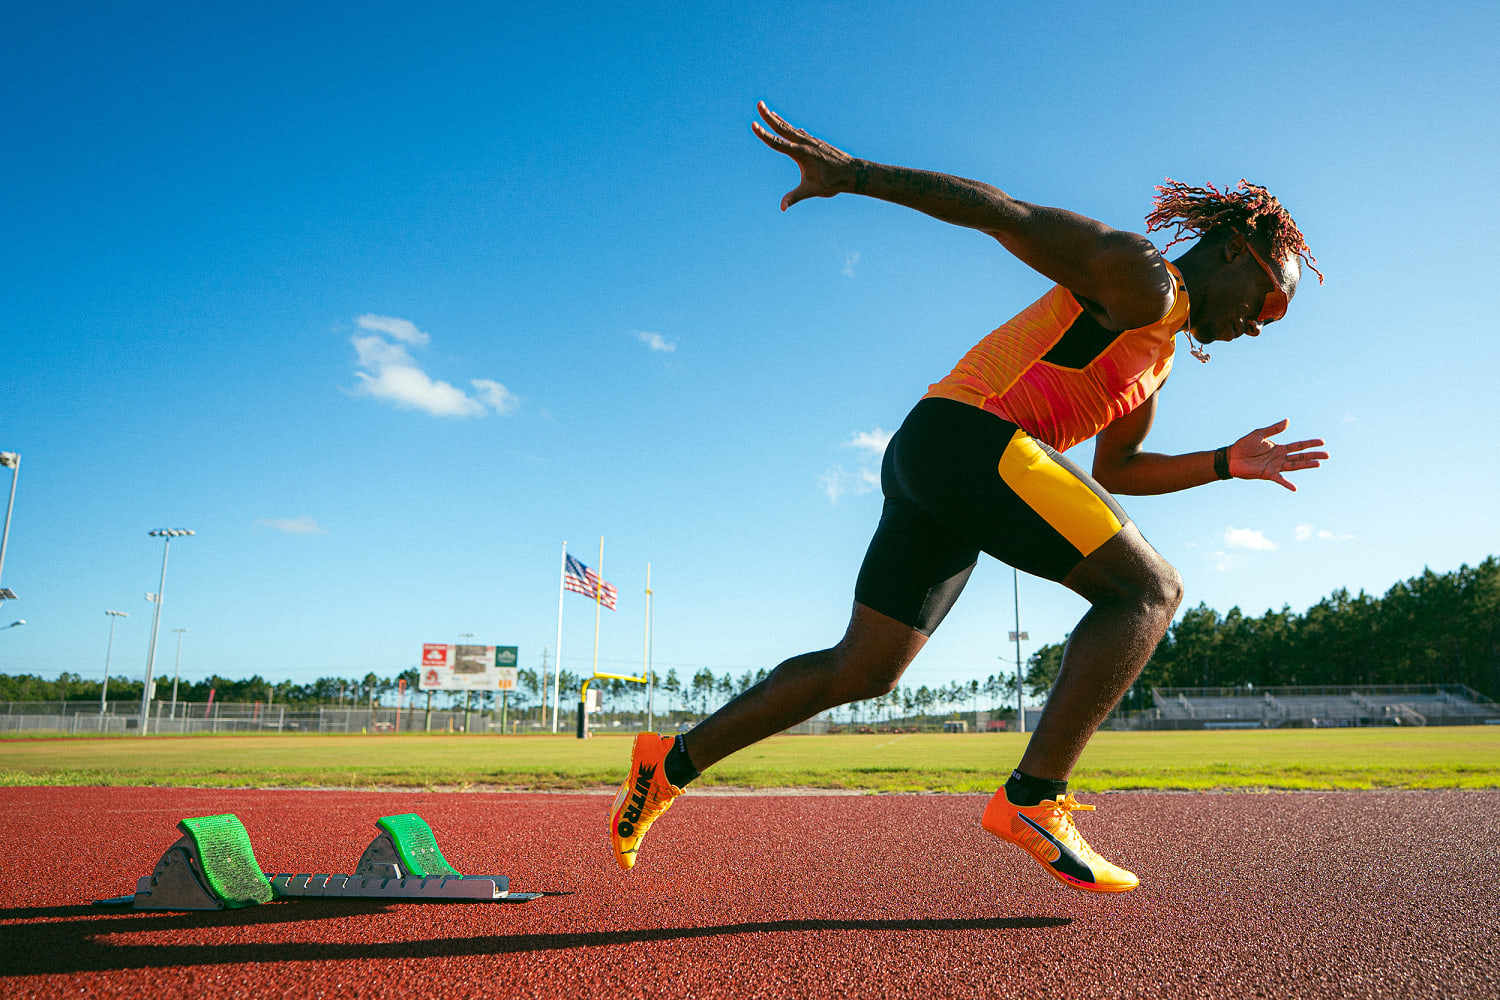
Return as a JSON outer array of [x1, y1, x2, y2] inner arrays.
[[1017, 813, 1096, 886]]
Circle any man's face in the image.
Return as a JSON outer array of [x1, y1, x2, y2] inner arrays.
[[1190, 236, 1300, 344]]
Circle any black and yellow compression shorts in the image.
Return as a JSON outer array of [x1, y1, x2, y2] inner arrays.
[[853, 397, 1130, 635]]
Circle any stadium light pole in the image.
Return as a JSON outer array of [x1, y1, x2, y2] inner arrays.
[[170, 628, 187, 720], [0, 452, 20, 607], [101, 610, 129, 715], [140, 529, 194, 735]]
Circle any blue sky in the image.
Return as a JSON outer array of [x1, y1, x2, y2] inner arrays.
[[4, 2, 1497, 701]]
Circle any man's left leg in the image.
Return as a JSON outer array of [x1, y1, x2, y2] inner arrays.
[[610, 603, 928, 870], [609, 458, 978, 872]]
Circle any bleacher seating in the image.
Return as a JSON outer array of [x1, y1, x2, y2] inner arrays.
[[1144, 684, 1499, 729]]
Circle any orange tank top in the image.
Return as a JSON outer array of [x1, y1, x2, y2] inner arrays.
[[922, 264, 1189, 451]]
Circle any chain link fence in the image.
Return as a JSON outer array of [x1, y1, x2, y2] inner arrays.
[[0, 700, 1044, 736], [0, 700, 572, 735]]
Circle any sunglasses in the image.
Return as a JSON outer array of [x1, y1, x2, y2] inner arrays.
[[1243, 239, 1289, 324]]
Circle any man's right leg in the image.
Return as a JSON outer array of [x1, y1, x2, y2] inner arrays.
[[980, 522, 1182, 893], [895, 407, 1180, 892], [1017, 522, 1183, 782], [610, 603, 928, 870]]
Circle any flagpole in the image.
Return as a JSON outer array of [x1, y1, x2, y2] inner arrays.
[[552, 541, 567, 733]]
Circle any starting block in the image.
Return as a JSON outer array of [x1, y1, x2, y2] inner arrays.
[[108, 814, 276, 910], [98, 812, 539, 909]]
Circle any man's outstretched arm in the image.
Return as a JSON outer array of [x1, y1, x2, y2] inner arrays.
[[753, 102, 1171, 331], [1091, 393, 1329, 495]]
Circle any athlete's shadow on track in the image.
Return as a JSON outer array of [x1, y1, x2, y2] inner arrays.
[[0, 904, 1071, 975]]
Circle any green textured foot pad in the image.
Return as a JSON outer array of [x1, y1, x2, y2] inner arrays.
[[179, 814, 274, 907], [376, 814, 461, 878]]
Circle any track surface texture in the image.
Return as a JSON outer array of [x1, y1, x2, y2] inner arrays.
[[2, 787, 1497, 999]]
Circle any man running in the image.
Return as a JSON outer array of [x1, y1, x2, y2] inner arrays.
[[609, 102, 1327, 893]]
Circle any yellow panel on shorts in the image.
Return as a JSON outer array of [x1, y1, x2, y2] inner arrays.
[[997, 430, 1122, 558]]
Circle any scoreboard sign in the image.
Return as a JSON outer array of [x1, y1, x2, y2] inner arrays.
[[419, 644, 519, 691]]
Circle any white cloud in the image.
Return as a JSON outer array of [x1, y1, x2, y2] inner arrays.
[[845, 427, 892, 457], [635, 330, 677, 353], [348, 317, 516, 418], [843, 251, 860, 277], [819, 466, 848, 503], [1209, 550, 1238, 572], [352, 345, 485, 418], [1224, 526, 1277, 551], [471, 379, 519, 415], [356, 313, 430, 346], [350, 334, 417, 373], [821, 427, 891, 503], [258, 516, 326, 535], [1296, 523, 1356, 542]]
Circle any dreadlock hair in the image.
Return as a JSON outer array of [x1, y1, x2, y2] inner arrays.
[[1145, 179, 1322, 283]]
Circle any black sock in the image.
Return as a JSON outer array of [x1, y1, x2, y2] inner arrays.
[[663, 734, 699, 788], [1004, 769, 1068, 807]]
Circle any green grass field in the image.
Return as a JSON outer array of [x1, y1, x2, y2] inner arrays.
[[4, 727, 1499, 792]]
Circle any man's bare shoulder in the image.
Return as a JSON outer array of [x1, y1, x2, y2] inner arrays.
[[1082, 232, 1174, 331]]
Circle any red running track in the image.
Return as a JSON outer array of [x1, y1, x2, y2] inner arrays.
[[1, 786, 1497, 999]]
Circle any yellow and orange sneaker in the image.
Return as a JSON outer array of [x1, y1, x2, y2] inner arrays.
[[981, 788, 1138, 893], [609, 732, 684, 871]]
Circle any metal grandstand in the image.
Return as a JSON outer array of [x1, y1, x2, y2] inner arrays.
[[1144, 684, 1500, 729]]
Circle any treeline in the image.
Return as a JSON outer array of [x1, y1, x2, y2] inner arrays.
[[1025, 557, 1500, 701], [0, 669, 424, 707], [0, 660, 1025, 725], [646, 667, 1019, 722], [9, 558, 1494, 713]]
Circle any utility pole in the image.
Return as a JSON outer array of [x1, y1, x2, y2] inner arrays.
[[1009, 567, 1027, 733], [101, 610, 129, 715], [539, 647, 549, 729], [170, 628, 187, 720]]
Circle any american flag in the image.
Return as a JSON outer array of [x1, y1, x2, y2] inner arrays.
[[563, 554, 618, 610]]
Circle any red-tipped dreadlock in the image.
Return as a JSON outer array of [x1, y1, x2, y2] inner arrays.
[[1146, 179, 1323, 283]]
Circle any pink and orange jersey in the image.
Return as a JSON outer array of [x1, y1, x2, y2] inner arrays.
[[923, 264, 1189, 451]]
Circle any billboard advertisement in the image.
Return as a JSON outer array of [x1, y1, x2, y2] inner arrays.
[[419, 644, 519, 691]]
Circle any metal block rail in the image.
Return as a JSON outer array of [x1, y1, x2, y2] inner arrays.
[[269, 813, 538, 902], [96, 812, 538, 909]]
